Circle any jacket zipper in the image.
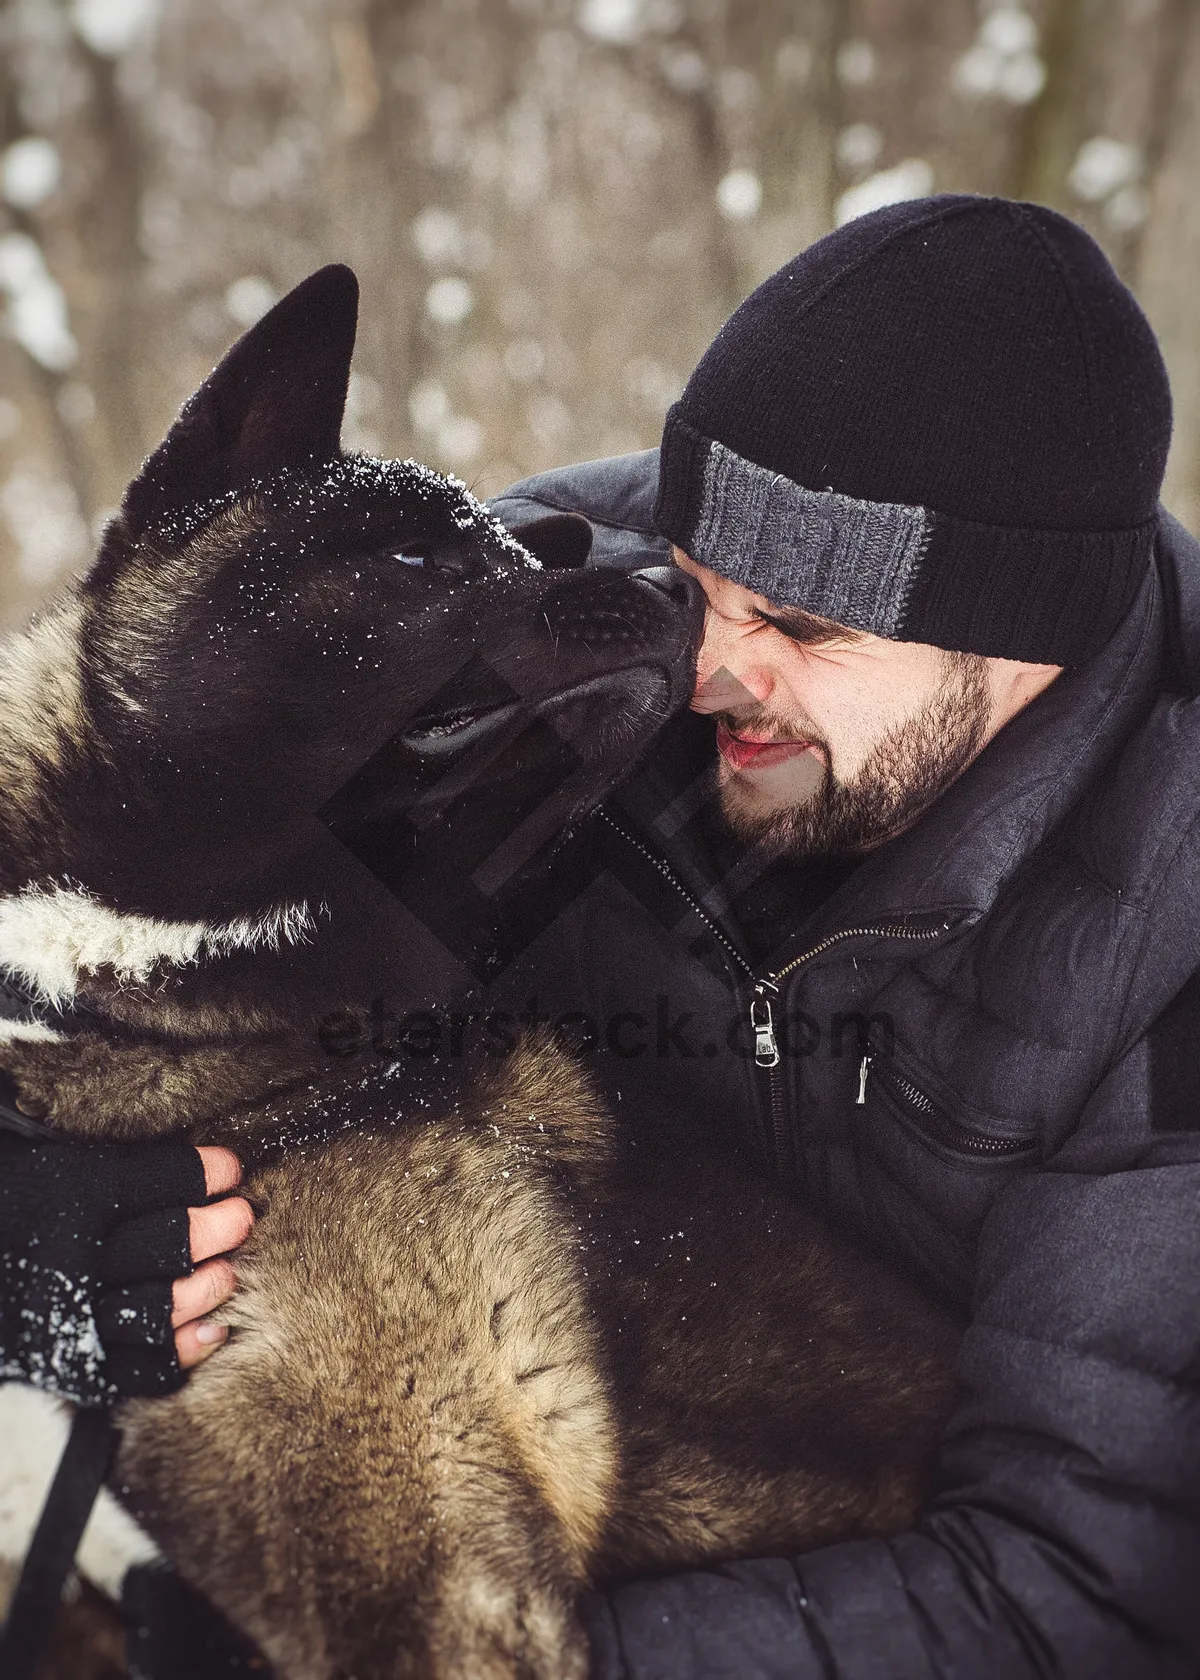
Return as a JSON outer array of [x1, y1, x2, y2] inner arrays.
[[855, 1054, 1035, 1157], [750, 922, 950, 1177], [597, 810, 956, 1180], [596, 810, 755, 980], [598, 811, 780, 1156]]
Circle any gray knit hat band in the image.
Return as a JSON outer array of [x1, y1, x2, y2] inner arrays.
[[693, 434, 931, 637], [656, 405, 1157, 664]]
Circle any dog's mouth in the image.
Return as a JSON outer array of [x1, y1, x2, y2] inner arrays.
[[399, 672, 656, 760], [322, 663, 674, 866], [399, 701, 522, 756]]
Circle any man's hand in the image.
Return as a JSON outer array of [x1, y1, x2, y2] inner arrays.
[[172, 1147, 253, 1369], [1, 1129, 254, 1404]]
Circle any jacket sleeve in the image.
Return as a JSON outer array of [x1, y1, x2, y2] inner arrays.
[[581, 1017, 1200, 1678], [489, 450, 670, 575]]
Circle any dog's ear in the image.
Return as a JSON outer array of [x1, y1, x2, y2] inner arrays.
[[121, 265, 359, 531], [507, 513, 593, 569]]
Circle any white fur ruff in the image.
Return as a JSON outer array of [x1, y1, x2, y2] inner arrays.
[[0, 1018, 63, 1043], [0, 883, 314, 1007]]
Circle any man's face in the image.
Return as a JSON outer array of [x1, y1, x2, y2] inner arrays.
[[674, 546, 998, 859]]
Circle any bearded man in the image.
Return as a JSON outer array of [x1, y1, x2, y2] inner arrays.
[[487, 194, 1200, 1677]]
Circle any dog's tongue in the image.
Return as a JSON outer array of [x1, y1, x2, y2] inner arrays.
[[716, 720, 816, 770]]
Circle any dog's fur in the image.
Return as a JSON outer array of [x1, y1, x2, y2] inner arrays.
[[0, 269, 960, 1678]]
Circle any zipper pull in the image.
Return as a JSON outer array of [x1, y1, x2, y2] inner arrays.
[[856, 1053, 871, 1105], [750, 995, 780, 1068]]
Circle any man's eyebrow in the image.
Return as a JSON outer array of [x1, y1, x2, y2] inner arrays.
[[753, 606, 866, 646]]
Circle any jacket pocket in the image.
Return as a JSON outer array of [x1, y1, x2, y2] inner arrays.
[[865, 1052, 1039, 1165]]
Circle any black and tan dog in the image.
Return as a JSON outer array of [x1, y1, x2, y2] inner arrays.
[[0, 269, 959, 1679]]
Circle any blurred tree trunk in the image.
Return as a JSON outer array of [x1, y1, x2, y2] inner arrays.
[[1, 0, 1197, 629]]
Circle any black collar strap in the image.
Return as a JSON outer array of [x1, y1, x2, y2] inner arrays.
[[0, 1407, 121, 1680]]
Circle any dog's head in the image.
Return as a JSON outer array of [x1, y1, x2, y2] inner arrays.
[[55, 267, 700, 924]]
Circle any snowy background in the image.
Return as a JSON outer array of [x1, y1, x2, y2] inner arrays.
[[0, 0, 1197, 627]]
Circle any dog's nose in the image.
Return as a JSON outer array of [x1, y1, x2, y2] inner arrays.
[[632, 566, 702, 612], [536, 564, 705, 648]]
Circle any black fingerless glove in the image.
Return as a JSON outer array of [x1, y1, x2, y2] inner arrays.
[[0, 1126, 206, 1407]]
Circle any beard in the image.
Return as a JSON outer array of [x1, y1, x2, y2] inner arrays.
[[714, 651, 993, 859]]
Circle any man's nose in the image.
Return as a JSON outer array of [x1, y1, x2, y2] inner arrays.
[[691, 615, 774, 712]]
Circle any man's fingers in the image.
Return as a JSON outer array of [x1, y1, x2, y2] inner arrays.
[[163, 1151, 247, 1366], [189, 1196, 254, 1264], [198, 1145, 243, 1198], [171, 1257, 237, 1328], [175, 1317, 229, 1369]]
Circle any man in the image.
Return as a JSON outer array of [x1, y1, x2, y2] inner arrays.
[[483, 195, 1200, 1676], [3, 195, 1198, 1676]]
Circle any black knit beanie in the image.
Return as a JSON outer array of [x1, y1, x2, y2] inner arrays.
[[655, 195, 1172, 665]]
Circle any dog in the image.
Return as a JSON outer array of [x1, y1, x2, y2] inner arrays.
[[0, 267, 960, 1678]]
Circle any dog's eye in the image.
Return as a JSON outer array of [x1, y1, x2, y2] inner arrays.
[[393, 539, 479, 578]]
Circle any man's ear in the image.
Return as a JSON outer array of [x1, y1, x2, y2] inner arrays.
[[507, 513, 593, 569], [121, 265, 359, 532]]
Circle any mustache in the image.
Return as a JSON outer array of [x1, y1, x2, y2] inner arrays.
[[715, 706, 827, 749]]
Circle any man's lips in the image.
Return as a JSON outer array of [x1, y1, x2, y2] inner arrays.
[[716, 719, 818, 771]]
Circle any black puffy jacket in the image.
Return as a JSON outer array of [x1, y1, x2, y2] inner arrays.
[[487, 452, 1200, 1679]]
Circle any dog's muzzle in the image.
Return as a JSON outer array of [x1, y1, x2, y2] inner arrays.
[[399, 566, 703, 759]]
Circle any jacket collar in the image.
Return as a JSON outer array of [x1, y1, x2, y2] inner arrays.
[[1153, 508, 1200, 696]]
